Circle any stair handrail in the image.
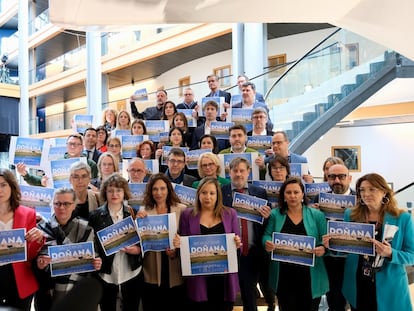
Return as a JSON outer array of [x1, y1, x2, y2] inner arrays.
[[264, 27, 342, 100]]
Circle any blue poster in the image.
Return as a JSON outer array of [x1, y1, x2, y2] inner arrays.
[[48, 241, 95, 277], [0, 229, 27, 265], [180, 233, 238, 276], [173, 184, 196, 208], [136, 213, 177, 254], [12, 137, 44, 166], [319, 193, 356, 220], [327, 220, 375, 256], [272, 232, 315, 266], [232, 192, 267, 224], [128, 183, 147, 211], [96, 216, 140, 256], [304, 182, 330, 201], [251, 180, 283, 209]]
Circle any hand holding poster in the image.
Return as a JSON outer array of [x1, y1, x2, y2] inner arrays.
[[136, 213, 177, 254], [96, 216, 140, 256], [0, 229, 27, 265], [180, 233, 238, 276], [48, 241, 96, 277], [271, 232, 315, 266], [327, 220, 375, 256]]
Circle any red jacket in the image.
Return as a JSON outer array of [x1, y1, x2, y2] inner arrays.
[[12, 205, 44, 298]]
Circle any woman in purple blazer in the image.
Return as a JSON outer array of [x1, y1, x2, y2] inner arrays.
[[174, 177, 241, 311]]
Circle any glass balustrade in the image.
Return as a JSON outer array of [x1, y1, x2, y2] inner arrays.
[[262, 28, 391, 141]]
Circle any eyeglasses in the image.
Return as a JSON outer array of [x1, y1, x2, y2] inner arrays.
[[201, 163, 216, 169], [271, 166, 286, 171], [67, 142, 82, 147], [108, 144, 121, 148], [359, 187, 379, 194], [128, 169, 145, 174], [71, 174, 89, 181], [106, 189, 124, 194], [327, 174, 348, 181], [168, 159, 185, 165], [53, 202, 74, 208]]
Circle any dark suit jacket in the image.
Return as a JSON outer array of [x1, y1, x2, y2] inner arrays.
[[206, 89, 231, 104], [88, 204, 142, 274], [84, 148, 102, 164], [221, 183, 268, 248]]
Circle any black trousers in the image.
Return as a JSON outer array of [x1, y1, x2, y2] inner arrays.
[[324, 256, 347, 311], [238, 246, 261, 311], [99, 271, 143, 311]]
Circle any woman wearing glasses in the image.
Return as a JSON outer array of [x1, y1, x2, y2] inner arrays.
[[324, 173, 414, 311], [192, 152, 230, 188], [69, 161, 99, 221], [0, 169, 44, 311], [35, 188, 102, 309], [89, 173, 143, 311], [266, 155, 291, 182]]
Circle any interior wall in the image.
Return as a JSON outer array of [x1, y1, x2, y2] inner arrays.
[[303, 123, 414, 195]]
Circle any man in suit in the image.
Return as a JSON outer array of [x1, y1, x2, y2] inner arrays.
[[236, 74, 265, 104], [314, 163, 355, 311], [233, 82, 273, 131], [83, 127, 102, 163], [191, 100, 229, 151], [206, 74, 231, 104], [221, 157, 272, 311], [164, 148, 197, 187], [265, 131, 313, 182]]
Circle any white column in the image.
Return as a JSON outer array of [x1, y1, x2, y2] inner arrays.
[[18, 0, 29, 136], [244, 23, 265, 94], [86, 32, 102, 127], [232, 23, 244, 87]]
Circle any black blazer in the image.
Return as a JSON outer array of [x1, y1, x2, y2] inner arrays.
[[221, 183, 268, 248], [88, 204, 142, 274]]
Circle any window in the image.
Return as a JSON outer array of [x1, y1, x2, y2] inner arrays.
[[214, 65, 231, 87], [178, 76, 190, 97], [268, 54, 287, 78]]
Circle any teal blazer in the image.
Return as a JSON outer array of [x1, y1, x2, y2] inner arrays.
[[262, 206, 329, 298], [342, 208, 414, 310]]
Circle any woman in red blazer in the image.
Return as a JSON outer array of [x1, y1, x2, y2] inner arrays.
[[0, 168, 44, 310]]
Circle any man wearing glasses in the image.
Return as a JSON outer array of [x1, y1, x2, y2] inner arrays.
[[314, 163, 355, 311], [264, 131, 313, 183], [247, 107, 274, 136], [164, 148, 197, 187], [17, 134, 98, 186], [177, 87, 198, 110], [127, 158, 148, 183]]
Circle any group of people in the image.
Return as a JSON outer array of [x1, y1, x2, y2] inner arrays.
[[1, 74, 413, 311]]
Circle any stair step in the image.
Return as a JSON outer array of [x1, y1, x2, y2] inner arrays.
[[327, 93, 343, 104], [369, 61, 385, 75], [341, 84, 357, 96], [356, 73, 370, 86]]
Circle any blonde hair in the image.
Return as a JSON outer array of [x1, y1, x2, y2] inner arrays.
[[197, 152, 221, 177]]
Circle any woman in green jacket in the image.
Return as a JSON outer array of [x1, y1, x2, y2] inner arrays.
[[191, 152, 230, 189], [262, 177, 329, 311]]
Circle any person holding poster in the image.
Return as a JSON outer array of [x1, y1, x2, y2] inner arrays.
[[0, 168, 44, 311], [35, 187, 102, 309], [88, 174, 143, 311], [332, 173, 414, 311], [263, 177, 328, 311], [174, 177, 241, 311], [137, 173, 187, 311]]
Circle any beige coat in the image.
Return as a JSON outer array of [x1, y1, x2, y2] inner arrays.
[[142, 203, 187, 287]]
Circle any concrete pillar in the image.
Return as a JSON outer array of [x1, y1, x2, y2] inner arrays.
[[232, 23, 244, 87], [243, 23, 265, 95], [86, 32, 102, 127], [18, 0, 29, 136]]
